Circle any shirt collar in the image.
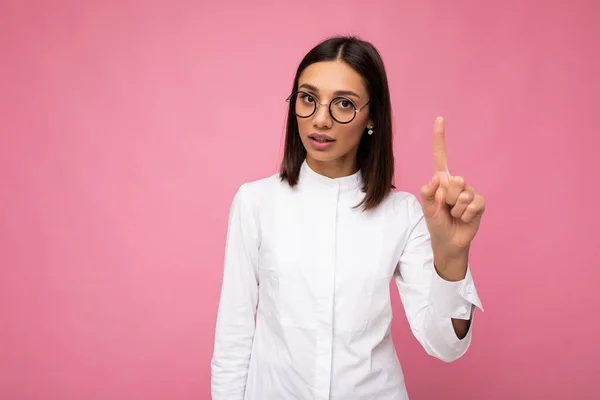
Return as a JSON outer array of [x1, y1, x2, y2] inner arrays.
[[299, 159, 363, 191]]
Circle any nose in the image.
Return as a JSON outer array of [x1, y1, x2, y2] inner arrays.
[[312, 103, 333, 129]]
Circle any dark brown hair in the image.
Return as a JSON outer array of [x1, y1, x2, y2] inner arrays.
[[279, 35, 395, 211]]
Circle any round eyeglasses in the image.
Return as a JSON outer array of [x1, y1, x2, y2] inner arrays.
[[286, 90, 370, 124]]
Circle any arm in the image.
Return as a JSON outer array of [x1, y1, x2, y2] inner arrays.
[[433, 251, 472, 339], [211, 184, 259, 399], [394, 196, 483, 362]]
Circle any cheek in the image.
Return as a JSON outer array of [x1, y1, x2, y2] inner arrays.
[[297, 118, 312, 135], [337, 126, 365, 148]]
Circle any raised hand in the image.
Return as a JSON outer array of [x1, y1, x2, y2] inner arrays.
[[420, 117, 486, 262]]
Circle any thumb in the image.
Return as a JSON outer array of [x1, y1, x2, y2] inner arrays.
[[420, 174, 441, 208]]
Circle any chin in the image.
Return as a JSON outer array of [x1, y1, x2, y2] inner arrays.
[[305, 148, 342, 163]]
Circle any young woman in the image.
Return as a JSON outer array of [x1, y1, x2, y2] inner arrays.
[[211, 36, 485, 400]]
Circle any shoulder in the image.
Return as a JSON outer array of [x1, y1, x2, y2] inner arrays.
[[387, 190, 425, 225], [231, 173, 281, 209]]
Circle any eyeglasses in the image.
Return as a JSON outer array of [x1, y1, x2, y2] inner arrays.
[[286, 90, 370, 124]]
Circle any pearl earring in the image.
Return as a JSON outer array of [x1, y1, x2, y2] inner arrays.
[[368, 127, 374, 135]]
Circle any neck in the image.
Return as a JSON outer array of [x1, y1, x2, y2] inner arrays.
[[306, 154, 358, 179]]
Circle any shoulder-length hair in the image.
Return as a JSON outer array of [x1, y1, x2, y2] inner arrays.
[[279, 35, 395, 211]]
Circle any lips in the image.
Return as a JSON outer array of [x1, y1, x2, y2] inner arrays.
[[308, 133, 335, 143]]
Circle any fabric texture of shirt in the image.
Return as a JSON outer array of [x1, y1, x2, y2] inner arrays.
[[211, 160, 484, 400]]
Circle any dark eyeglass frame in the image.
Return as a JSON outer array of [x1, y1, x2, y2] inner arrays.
[[286, 90, 371, 124]]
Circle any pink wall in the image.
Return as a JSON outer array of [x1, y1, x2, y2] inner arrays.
[[1, 1, 598, 398]]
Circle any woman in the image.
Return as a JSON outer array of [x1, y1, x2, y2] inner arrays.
[[211, 36, 485, 400]]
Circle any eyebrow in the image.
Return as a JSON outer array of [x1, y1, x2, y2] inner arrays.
[[298, 83, 361, 99]]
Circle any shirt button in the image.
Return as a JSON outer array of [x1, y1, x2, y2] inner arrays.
[[458, 306, 469, 315]]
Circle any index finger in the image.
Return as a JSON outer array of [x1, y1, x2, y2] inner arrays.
[[433, 116, 449, 174]]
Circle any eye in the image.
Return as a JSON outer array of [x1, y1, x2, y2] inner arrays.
[[299, 93, 315, 103], [334, 98, 354, 109]]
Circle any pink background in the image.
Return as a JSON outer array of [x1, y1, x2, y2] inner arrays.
[[1, 1, 598, 399]]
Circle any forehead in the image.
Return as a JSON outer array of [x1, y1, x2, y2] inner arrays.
[[298, 61, 367, 96]]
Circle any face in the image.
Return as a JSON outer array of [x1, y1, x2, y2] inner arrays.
[[293, 60, 372, 170]]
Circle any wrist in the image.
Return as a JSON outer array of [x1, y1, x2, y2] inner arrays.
[[433, 247, 469, 281]]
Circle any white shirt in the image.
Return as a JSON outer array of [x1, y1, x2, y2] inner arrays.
[[211, 160, 483, 400]]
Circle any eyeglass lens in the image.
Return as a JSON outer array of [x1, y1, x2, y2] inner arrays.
[[289, 91, 357, 123]]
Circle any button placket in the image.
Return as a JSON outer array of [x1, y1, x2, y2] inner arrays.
[[313, 183, 338, 400]]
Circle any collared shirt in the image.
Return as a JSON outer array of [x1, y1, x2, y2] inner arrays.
[[211, 160, 483, 400]]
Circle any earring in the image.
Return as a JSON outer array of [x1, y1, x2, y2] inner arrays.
[[368, 127, 374, 135]]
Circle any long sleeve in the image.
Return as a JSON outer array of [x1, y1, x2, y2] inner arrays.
[[211, 184, 260, 399], [394, 195, 484, 362]]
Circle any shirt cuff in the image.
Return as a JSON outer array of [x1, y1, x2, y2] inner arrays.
[[428, 265, 484, 320]]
